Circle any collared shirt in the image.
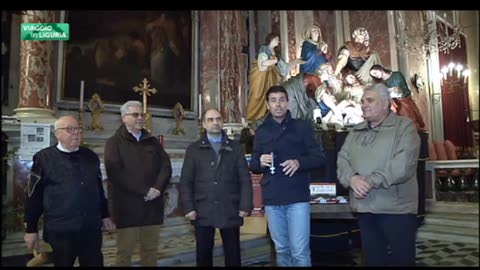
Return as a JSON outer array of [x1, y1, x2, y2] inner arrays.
[[56, 143, 79, 153], [207, 134, 222, 155], [128, 130, 142, 142], [207, 134, 222, 143]]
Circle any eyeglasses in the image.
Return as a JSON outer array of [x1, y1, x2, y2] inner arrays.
[[125, 112, 146, 118], [56, 127, 83, 133]]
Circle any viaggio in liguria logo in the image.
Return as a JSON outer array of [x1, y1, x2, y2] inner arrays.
[[21, 23, 69, 41]]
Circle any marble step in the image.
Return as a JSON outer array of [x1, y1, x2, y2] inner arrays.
[[425, 200, 479, 215], [423, 213, 479, 229], [417, 224, 479, 244]]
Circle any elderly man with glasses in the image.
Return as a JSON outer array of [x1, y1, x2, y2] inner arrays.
[[24, 115, 115, 267], [104, 100, 172, 266]]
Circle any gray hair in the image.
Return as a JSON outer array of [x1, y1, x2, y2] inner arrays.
[[54, 115, 78, 130], [364, 83, 391, 104], [54, 118, 63, 130], [120, 100, 142, 116], [363, 83, 391, 102]]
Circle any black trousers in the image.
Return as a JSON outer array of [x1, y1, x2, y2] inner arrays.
[[194, 225, 241, 267], [357, 213, 417, 266], [46, 229, 103, 267]]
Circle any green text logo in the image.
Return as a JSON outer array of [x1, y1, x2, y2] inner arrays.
[[21, 23, 69, 41]]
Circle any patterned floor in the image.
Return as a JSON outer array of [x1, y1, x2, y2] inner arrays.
[[415, 239, 479, 267], [2, 237, 478, 267], [244, 239, 479, 267]]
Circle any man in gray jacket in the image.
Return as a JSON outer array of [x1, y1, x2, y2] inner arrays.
[[180, 108, 252, 267], [337, 83, 420, 266]]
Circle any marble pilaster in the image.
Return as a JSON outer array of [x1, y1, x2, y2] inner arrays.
[[14, 10, 57, 122]]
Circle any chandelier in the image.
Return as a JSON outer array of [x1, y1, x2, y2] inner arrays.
[[395, 11, 463, 59], [439, 62, 471, 86]]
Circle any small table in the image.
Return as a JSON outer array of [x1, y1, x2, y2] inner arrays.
[[310, 203, 354, 219], [310, 203, 359, 266]]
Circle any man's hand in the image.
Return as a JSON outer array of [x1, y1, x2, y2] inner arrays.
[[280, 159, 300, 177], [185, 211, 197, 221], [239, 211, 249, 217], [350, 174, 372, 199], [260, 154, 273, 168], [144, 187, 161, 201], [24, 233, 39, 251], [102, 217, 116, 232]]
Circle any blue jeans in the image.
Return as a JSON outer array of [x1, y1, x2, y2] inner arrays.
[[265, 202, 311, 266]]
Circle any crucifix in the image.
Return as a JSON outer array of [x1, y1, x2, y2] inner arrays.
[[133, 78, 157, 133]]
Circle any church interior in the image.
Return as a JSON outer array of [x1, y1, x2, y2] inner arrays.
[[1, 10, 479, 266]]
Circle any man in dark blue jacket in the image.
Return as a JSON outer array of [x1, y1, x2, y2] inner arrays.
[[250, 86, 326, 266]]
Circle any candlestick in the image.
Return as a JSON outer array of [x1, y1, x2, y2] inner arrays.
[[80, 80, 84, 111], [143, 92, 147, 113], [198, 94, 202, 119]]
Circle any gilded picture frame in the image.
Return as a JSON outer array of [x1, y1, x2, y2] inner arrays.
[[55, 10, 199, 117]]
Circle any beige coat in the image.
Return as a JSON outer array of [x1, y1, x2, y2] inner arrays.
[[337, 112, 420, 214]]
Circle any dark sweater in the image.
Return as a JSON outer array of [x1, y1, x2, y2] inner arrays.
[[250, 112, 326, 205], [24, 145, 109, 236]]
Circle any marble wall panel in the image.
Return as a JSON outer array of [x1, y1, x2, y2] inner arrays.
[[199, 11, 220, 114]]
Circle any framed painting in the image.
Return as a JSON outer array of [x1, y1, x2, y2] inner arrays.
[[56, 10, 198, 114]]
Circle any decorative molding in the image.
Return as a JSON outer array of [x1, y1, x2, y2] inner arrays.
[[387, 10, 399, 71]]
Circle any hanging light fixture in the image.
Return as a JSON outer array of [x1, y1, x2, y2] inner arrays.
[[396, 11, 464, 59]]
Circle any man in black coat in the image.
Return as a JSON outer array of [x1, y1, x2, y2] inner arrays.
[[180, 108, 253, 267], [24, 115, 115, 266], [104, 100, 172, 266]]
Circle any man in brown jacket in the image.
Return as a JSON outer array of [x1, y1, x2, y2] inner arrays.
[[180, 108, 253, 267], [104, 100, 172, 266]]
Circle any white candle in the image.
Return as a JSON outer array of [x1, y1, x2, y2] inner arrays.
[[198, 94, 202, 119], [455, 64, 463, 78], [79, 80, 84, 111], [25, 55, 30, 77], [441, 66, 448, 80], [448, 63, 455, 77]]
